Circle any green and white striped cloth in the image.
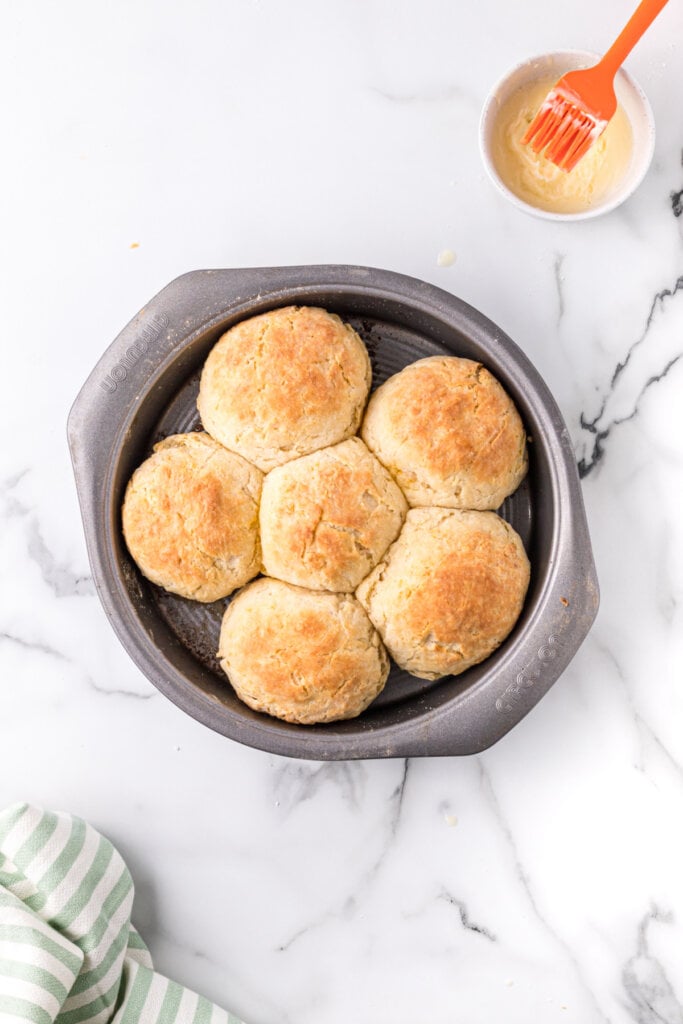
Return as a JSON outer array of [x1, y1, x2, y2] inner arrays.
[[0, 804, 245, 1024]]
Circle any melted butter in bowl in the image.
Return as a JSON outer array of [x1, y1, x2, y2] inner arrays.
[[492, 78, 633, 215], [480, 51, 655, 221]]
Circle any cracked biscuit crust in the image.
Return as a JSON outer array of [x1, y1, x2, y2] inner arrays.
[[218, 578, 389, 724], [356, 508, 530, 680], [260, 437, 408, 592], [361, 356, 528, 509], [122, 432, 263, 602], [197, 306, 371, 472]]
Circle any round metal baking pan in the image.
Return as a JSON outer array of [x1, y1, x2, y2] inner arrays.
[[68, 265, 599, 759]]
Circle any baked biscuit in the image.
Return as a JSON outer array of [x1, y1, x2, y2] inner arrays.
[[361, 356, 527, 509], [260, 437, 407, 592], [218, 578, 389, 724], [198, 306, 371, 472], [122, 432, 262, 602], [356, 508, 530, 680]]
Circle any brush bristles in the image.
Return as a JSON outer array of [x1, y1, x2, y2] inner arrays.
[[522, 89, 607, 172]]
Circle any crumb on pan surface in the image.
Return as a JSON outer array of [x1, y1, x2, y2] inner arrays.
[[122, 432, 263, 603], [356, 507, 530, 680], [197, 305, 371, 472], [260, 437, 408, 592], [218, 578, 389, 724], [361, 355, 527, 509]]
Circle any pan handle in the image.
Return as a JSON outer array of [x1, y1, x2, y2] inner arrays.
[[67, 269, 265, 463]]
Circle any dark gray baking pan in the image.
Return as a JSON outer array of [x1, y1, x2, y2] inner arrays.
[[68, 265, 599, 760]]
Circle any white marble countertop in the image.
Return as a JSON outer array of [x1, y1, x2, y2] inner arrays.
[[2, 2, 683, 1022]]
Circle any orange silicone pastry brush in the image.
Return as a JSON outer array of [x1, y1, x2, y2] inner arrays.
[[523, 0, 669, 171]]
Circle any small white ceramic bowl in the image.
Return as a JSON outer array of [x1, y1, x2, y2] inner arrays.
[[479, 50, 655, 221]]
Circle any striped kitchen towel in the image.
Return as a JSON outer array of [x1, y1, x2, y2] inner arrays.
[[0, 804, 245, 1024]]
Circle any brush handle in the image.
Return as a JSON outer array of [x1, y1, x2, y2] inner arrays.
[[600, 0, 670, 75]]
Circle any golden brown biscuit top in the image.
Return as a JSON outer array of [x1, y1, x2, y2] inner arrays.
[[361, 355, 527, 508], [398, 511, 529, 650], [121, 432, 262, 602], [218, 579, 388, 723], [356, 508, 530, 679], [198, 306, 371, 471], [260, 437, 407, 591]]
